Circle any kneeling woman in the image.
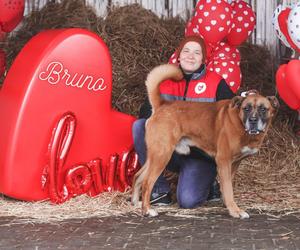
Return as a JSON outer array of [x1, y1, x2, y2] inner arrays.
[[132, 36, 234, 208]]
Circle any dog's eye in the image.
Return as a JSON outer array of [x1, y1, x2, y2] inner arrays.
[[259, 106, 267, 113], [243, 106, 251, 112]]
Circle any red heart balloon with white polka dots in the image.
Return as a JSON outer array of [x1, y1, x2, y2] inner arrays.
[[185, 18, 200, 37], [227, 0, 255, 46], [194, 0, 233, 46], [0, 0, 24, 32], [207, 59, 241, 93], [210, 41, 241, 64]]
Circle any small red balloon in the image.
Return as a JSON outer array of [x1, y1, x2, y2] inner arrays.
[[0, 0, 25, 32], [0, 49, 6, 77]]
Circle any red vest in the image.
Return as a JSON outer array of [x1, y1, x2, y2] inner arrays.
[[159, 70, 222, 103]]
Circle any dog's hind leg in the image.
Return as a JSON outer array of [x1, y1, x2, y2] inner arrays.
[[141, 154, 172, 217], [131, 163, 149, 206]]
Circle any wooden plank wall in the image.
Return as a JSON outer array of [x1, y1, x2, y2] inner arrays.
[[23, 0, 298, 56]]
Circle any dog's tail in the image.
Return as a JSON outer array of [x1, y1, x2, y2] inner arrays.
[[146, 64, 183, 111]]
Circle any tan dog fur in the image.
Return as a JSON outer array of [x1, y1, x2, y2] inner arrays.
[[131, 64, 279, 219]]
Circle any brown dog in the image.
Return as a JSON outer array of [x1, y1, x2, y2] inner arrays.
[[131, 64, 279, 219]]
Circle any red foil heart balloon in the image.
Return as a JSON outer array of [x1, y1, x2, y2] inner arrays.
[[0, 29, 137, 201], [285, 60, 300, 101], [276, 63, 300, 110]]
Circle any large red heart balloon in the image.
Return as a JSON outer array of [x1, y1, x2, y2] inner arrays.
[[0, 0, 25, 32], [0, 29, 136, 201], [276, 63, 300, 110]]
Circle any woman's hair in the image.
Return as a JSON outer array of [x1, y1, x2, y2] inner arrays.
[[175, 35, 207, 63]]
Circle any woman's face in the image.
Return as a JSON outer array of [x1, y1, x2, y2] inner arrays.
[[179, 41, 203, 74]]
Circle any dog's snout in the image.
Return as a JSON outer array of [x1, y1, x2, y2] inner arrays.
[[249, 115, 258, 122]]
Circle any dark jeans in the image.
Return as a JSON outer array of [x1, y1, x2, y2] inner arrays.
[[132, 118, 217, 208]]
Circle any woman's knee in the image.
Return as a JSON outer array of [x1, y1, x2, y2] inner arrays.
[[177, 190, 207, 209], [132, 119, 146, 139]]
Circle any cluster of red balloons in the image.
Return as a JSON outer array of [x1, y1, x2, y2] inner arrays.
[[273, 3, 300, 110], [276, 60, 300, 110], [0, 0, 25, 78], [170, 0, 256, 93]]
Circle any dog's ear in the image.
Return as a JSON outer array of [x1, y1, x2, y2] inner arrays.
[[230, 96, 245, 109], [266, 96, 280, 110]]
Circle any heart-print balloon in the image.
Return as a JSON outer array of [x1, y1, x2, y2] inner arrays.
[[0, 0, 25, 32], [210, 41, 241, 64], [195, 0, 233, 46], [227, 0, 256, 46], [278, 8, 299, 52], [287, 3, 300, 52], [185, 17, 201, 37], [207, 59, 241, 93], [286, 59, 300, 100], [276, 63, 300, 110], [272, 4, 291, 48], [0, 48, 5, 77], [0, 29, 136, 201]]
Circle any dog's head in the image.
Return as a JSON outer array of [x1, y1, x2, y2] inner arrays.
[[231, 91, 279, 135]]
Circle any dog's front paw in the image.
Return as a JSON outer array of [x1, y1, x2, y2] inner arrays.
[[239, 210, 250, 219], [143, 208, 158, 217]]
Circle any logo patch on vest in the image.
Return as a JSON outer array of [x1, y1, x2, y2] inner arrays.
[[194, 82, 207, 94]]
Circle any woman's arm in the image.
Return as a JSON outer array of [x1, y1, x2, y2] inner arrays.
[[138, 97, 152, 119]]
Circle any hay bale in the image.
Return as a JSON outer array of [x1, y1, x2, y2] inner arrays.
[[102, 4, 185, 115]]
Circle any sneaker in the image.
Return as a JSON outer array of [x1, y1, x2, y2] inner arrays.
[[207, 180, 221, 202], [150, 192, 172, 206]]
